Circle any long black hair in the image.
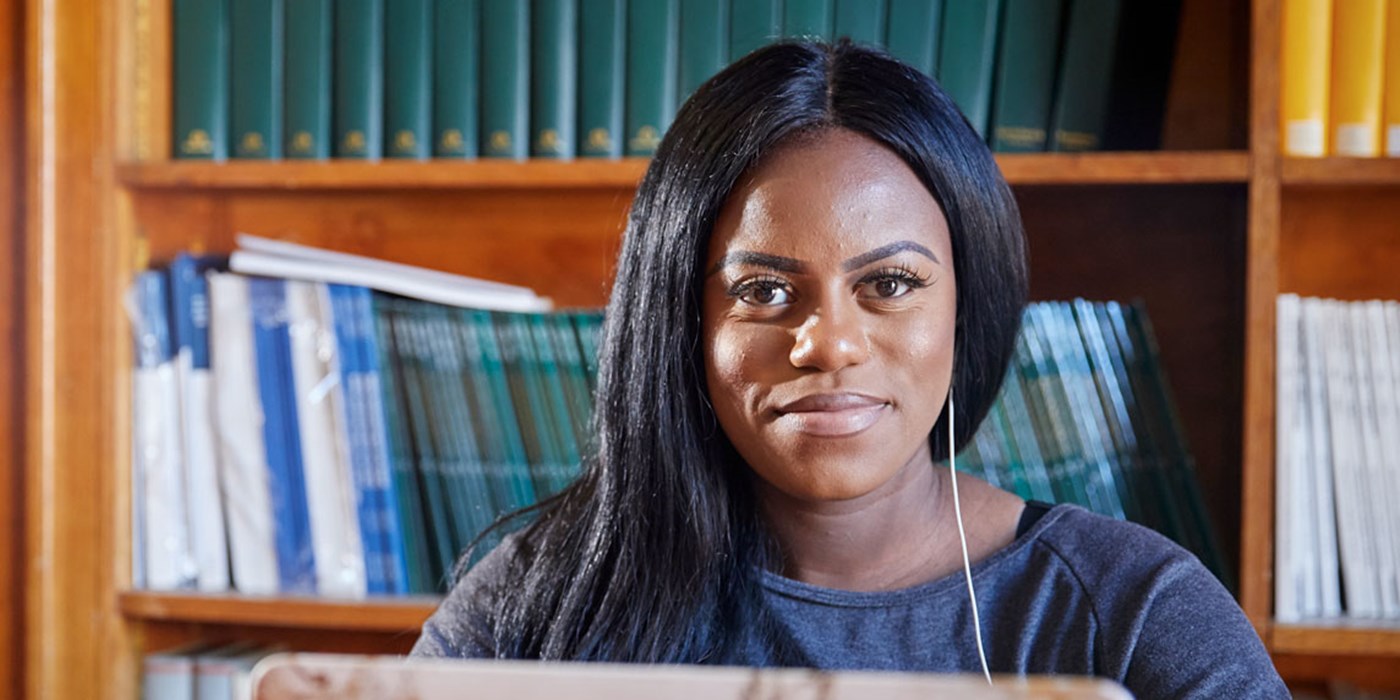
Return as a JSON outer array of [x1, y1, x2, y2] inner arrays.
[[478, 40, 1028, 664]]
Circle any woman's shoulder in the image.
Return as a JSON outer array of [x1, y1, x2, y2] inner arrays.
[[410, 533, 528, 659], [1029, 503, 1200, 577]]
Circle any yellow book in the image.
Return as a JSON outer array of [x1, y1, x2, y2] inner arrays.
[[1385, 0, 1400, 156], [1283, 0, 1333, 156], [1331, 0, 1387, 156]]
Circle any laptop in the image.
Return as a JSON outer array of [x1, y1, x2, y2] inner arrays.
[[250, 653, 1133, 699]]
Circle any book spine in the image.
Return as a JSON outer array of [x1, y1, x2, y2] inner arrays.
[[173, 0, 230, 160], [247, 277, 317, 594], [434, 0, 480, 158], [577, 0, 626, 158], [1387, 0, 1400, 156], [1048, 0, 1121, 152], [467, 309, 538, 511], [680, 0, 729, 104], [936, 0, 1001, 138], [833, 0, 885, 47], [333, 0, 384, 158], [1281, 0, 1332, 156], [884, 0, 941, 76], [990, 0, 1065, 152], [482, 0, 531, 159], [625, 0, 680, 156], [284, 0, 333, 159], [531, 0, 578, 158], [783, 0, 832, 40], [385, 0, 432, 159], [1329, 0, 1386, 157], [230, 0, 285, 158], [355, 287, 411, 594], [728, 0, 781, 62]]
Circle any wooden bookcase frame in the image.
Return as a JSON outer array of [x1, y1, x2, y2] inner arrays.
[[18, 0, 1400, 697]]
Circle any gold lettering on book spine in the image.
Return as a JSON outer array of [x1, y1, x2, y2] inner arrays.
[[536, 129, 565, 154], [1054, 131, 1097, 150], [289, 131, 315, 155], [439, 129, 465, 154], [489, 130, 513, 153], [180, 130, 214, 156], [629, 125, 661, 153], [994, 126, 1046, 147], [585, 128, 614, 153], [342, 130, 367, 154], [393, 130, 417, 154], [238, 132, 266, 156]]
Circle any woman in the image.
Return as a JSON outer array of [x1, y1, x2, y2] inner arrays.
[[413, 41, 1286, 698]]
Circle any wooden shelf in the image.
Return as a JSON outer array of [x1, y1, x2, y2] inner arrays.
[[1282, 157, 1400, 186], [114, 151, 1251, 191], [1271, 621, 1400, 657], [118, 591, 440, 633]]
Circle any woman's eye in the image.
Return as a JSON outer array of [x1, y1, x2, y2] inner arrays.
[[738, 281, 791, 306], [866, 276, 912, 299]]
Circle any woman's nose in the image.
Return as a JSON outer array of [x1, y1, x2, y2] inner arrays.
[[789, 301, 870, 371]]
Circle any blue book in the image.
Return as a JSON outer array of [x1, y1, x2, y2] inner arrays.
[[248, 277, 317, 594], [353, 287, 411, 594]]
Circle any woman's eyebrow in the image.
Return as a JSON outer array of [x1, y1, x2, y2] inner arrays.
[[707, 251, 805, 276], [841, 240, 940, 272]]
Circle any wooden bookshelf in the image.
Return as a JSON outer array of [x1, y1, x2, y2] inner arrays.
[[114, 151, 1251, 190], [119, 592, 438, 633], [18, 0, 1400, 697]]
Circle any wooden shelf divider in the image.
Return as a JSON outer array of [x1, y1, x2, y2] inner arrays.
[[1271, 622, 1400, 657], [118, 591, 440, 633], [1281, 157, 1400, 186], [115, 151, 1250, 191]]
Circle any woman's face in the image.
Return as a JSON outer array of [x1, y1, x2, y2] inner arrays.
[[701, 129, 957, 504]]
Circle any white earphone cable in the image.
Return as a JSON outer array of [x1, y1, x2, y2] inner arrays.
[[948, 388, 992, 685]]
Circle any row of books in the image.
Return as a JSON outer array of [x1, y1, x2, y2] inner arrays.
[[1275, 294, 1400, 622], [130, 237, 1228, 598], [172, 0, 1181, 162], [1282, 0, 1400, 157], [958, 300, 1230, 586], [142, 645, 276, 700]]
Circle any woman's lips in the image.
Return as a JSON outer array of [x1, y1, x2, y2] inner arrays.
[[775, 393, 889, 437]]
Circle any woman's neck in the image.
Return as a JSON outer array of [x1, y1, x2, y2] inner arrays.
[[757, 450, 1026, 592]]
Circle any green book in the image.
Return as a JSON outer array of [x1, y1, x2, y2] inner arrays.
[[680, 0, 729, 104], [392, 303, 459, 589], [493, 313, 557, 499], [569, 310, 603, 393], [463, 309, 538, 512], [783, 0, 832, 40], [1049, 0, 1121, 152], [577, 0, 625, 158], [385, 0, 432, 159], [937, 0, 1000, 139], [548, 313, 593, 451], [625, 0, 679, 156], [531, 0, 577, 158], [449, 310, 526, 527], [283, 0, 332, 159], [729, 0, 781, 62], [371, 298, 433, 594], [528, 315, 583, 492], [433, 0, 479, 158], [884, 0, 941, 76], [333, 0, 383, 159], [481, 0, 530, 159], [230, 0, 283, 159], [834, 0, 884, 47], [173, 0, 229, 159], [989, 0, 1065, 152]]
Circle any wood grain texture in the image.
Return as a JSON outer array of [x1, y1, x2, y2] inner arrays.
[[119, 592, 438, 633], [1281, 157, 1400, 185], [1238, 0, 1282, 631], [24, 0, 128, 698], [1272, 622, 1400, 657], [1278, 188, 1400, 300], [0, 0, 24, 698]]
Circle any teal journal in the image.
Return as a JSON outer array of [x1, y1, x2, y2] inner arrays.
[[230, 0, 283, 158], [937, 0, 1001, 138], [884, 0, 941, 76], [284, 0, 332, 159], [783, 0, 832, 40], [434, 0, 479, 158], [385, 0, 432, 159], [577, 0, 624, 158], [1049, 0, 1122, 152], [990, 0, 1065, 152], [834, 0, 885, 47], [482, 0, 530, 159], [624, 0, 678, 156], [334, 0, 383, 159], [173, 0, 229, 160], [729, 0, 780, 62], [531, 0, 577, 158], [680, 0, 728, 103]]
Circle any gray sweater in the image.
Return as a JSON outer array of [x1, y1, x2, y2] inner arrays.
[[412, 504, 1288, 699]]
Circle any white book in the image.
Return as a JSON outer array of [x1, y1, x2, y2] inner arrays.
[[285, 281, 367, 598], [1300, 298, 1342, 617], [1323, 300, 1381, 617], [1365, 301, 1400, 615], [1274, 294, 1305, 621], [1349, 303, 1399, 617], [174, 355, 231, 592], [229, 235, 551, 313], [207, 274, 279, 595]]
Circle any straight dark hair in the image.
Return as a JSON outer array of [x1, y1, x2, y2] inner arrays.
[[476, 40, 1028, 664]]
